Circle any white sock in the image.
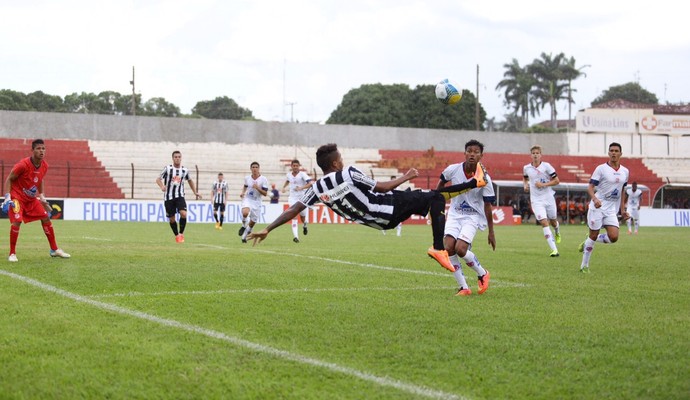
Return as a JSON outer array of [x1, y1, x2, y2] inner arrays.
[[291, 219, 298, 238], [462, 250, 486, 276], [596, 233, 611, 243], [634, 219, 639, 232], [449, 255, 468, 289], [581, 238, 595, 267], [554, 221, 560, 234], [242, 225, 253, 240], [396, 223, 402, 236], [543, 226, 557, 251], [627, 219, 632, 231]]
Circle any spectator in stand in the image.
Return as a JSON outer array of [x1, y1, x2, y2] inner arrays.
[[269, 184, 280, 204]]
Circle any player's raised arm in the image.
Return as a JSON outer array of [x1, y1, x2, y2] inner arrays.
[[374, 168, 418, 193]]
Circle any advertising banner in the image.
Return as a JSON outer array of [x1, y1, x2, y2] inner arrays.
[[639, 115, 690, 135], [640, 208, 690, 227], [56, 200, 539, 227]]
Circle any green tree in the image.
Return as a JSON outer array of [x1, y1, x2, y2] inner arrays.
[[327, 83, 483, 129], [64, 92, 99, 113], [496, 59, 537, 130], [327, 84, 413, 127], [192, 96, 254, 120], [0, 89, 31, 111], [411, 84, 483, 130], [142, 97, 180, 117], [591, 82, 658, 105], [528, 52, 570, 130], [561, 57, 589, 129], [27, 91, 66, 112]]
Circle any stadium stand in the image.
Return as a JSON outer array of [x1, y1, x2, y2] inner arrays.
[[0, 137, 669, 205], [86, 141, 401, 200], [642, 158, 690, 184], [378, 149, 665, 206], [0, 138, 123, 199]]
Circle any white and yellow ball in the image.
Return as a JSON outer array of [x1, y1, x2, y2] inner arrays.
[[435, 79, 462, 105]]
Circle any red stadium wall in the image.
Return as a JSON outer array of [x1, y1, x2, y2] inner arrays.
[[0, 138, 124, 199]]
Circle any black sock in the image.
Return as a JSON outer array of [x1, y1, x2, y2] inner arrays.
[[169, 222, 179, 236], [429, 193, 446, 250], [179, 217, 187, 234]]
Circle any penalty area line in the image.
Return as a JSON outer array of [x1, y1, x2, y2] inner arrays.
[[0, 269, 467, 400]]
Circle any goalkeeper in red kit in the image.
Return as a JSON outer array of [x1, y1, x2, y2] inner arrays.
[[2, 139, 70, 262]]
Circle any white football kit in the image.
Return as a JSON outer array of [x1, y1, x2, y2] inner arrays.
[[286, 171, 312, 205], [523, 161, 558, 220], [626, 187, 642, 220], [242, 175, 269, 222], [441, 162, 495, 244], [587, 163, 629, 230]]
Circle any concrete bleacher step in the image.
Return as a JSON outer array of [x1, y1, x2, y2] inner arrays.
[[0, 138, 124, 199], [87, 141, 389, 199]]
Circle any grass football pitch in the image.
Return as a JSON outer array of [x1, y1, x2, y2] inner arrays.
[[0, 220, 688, 399]]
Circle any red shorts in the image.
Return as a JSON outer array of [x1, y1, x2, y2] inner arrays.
[[8, 197, 49, 224]]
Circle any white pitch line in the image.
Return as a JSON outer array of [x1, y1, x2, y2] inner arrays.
[[196, 243, 530, 287], [0, 269, 467, 400], [81, 236, 113, 241], [89, 286, 456, 298]]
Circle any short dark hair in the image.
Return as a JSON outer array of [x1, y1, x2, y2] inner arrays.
[[465, 139, 484, 153], [172, 150, 181, 157], [609, 142, 622, 152], [291, 159, 300, 165], [250, 161, 260, 168], [316, 143, 339, 172], [32, 139, 45, 149]]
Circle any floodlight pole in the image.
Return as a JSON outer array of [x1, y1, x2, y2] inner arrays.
[[475, 64, 480, 131], [130, 66, 136, 116]]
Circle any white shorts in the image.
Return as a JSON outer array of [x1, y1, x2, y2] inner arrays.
[[288, 197, 308, 218], [241, 198, 262, 223], [444, 217, 479, 244], [629, 208, 640, 220], [587, 207, 619, 230], [531, 199, 557, 221]]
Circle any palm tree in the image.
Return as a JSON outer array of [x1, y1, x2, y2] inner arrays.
[[562, 57, 590, 130], [528, 52, 570, 130], [496, 59, 537, 130]]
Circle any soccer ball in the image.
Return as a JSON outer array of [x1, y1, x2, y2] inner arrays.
[[435, 79, 462, 105]]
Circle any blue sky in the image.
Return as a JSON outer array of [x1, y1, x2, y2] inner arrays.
[[2, 0, 688, 124]]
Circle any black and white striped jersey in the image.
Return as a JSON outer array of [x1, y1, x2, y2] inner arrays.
[[159, 165, 192, 201], [300, 165, 394, 229], [212, 180, 228, 204]]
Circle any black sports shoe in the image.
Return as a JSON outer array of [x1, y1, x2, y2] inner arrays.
[[303, 226, 308, 235], [293, 237, 300, 243], [241, 238, 247, 243], [238, 226, 245, 236]]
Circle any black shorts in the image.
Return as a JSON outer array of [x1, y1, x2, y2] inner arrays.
[[389, 189, 443, 228], [213, 202, 226, 212], [164, 197, 187, 218]]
